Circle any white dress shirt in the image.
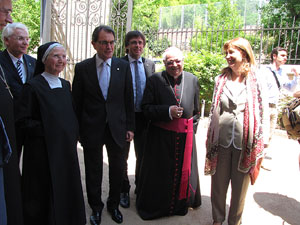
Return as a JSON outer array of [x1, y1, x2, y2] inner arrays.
[[263, 64, 297, 105], [8, 52, 27, 83]]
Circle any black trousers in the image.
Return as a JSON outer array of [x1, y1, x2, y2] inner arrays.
[[121, 112, 148, 193], [84, 125, 127, 211]]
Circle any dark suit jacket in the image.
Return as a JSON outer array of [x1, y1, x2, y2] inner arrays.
[[0, 49, 36, 104], [72, 55, 135, 148], [121, 55, 155, 79]]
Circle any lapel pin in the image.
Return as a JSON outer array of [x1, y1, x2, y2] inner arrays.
[[117, 68, 120, 71]]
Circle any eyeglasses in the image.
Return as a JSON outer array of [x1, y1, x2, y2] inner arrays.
[[12, 36, 30, 42], [166, 59, 182, 65], [50, 54, 67, 60], [0, 8, 12, 16], [97, 40, 116, 46], [129, 40, 144, 46]]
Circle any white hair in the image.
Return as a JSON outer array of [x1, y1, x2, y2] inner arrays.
[[1, 22, 29, 47], [162, 46, 184, 61]]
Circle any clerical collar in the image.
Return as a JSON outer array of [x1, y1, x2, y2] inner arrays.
[[165, 71, 183, 85], [41, 72, 62, 89]]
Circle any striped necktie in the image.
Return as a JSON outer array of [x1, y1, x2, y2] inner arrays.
[[16, 60, 24, 83]]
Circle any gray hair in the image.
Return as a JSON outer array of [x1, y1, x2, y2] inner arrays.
[[162, 47, 184, 61], [1, 22, 29, 47]]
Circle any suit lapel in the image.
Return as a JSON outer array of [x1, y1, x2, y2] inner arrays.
[[143, 58, 153, 78], [2, 50, 22, 84], [23, 55, 35, 81], [108, 57, 119, 99], [88, 55, 105, 99]]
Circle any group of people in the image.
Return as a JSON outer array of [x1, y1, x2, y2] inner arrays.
[[0, 0, 299, 225]]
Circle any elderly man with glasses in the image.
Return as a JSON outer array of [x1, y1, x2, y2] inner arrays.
[[136, 47, 201, 220], [0, 22, 36, 163]]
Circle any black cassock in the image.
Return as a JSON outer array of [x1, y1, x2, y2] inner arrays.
[[136, 71, 201, 220], [0, 70, 23, 225], [16, 75, 86, 225]]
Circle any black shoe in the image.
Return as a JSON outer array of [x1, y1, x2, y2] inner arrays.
[[107, 208, 123, 224], [120, 192, 130, 208], [90, 211, 101, 225]]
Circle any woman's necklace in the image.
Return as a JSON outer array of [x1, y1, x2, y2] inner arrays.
[[165, 71, 184, 106], [0, 65, 13, 98]]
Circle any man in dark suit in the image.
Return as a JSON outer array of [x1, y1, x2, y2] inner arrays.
[[0, 22, 35, 161], [0, 1, 24, 225], [72, 25, 135, 225], [120, 31, 155, 208]]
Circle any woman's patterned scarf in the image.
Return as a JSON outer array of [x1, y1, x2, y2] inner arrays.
[[205, 72, 264, 175]]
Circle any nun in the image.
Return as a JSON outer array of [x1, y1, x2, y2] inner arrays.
[[16, 42, 86, 225]]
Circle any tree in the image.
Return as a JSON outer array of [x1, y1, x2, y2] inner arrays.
[[260, 0, 300, 63], [0, 0, 41, 54], [191, 0, 244, 53], [132, 0, 215, 31]]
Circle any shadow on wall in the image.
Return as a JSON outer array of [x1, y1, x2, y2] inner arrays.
[[254, 192, 300, 225]]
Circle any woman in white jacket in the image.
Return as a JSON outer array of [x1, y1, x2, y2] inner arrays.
[[205, 37, 269, 225]]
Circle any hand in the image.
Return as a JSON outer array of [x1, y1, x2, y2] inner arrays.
[[126, 131, 134, 142], [291, 68, 299, 76], [170, 105, 184, 119]]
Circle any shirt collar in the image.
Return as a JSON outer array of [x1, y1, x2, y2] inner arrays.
[[128, 54, 142, 64], [7, 51, 23, 65], [95, 54, 112, 67], [268, 63, 282, 73]]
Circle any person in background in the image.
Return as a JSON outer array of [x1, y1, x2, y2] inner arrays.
[[205, 37, 269, 225], [120, 30, 155, 208], [0, 22, 36, 162], [72, 25, 135, 224], [292, 90, 300, 171], [0, 118, 12, 225], [0, 0, 24, 224], [136, 46, 201, 220], [262, 47, 299, 170], [15, 42, 86, 225]]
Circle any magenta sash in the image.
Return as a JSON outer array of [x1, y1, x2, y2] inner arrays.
[[154, 118, 194, 200]]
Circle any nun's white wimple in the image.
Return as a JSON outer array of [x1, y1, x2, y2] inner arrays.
[[42, 43, 64, 63]]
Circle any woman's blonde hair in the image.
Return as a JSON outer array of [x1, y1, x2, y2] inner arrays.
[[222, 37, 256, 77]]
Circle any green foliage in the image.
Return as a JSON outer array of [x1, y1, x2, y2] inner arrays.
[[260, 0, 300, 64], [132, 0, 161, 31], [132, 0, 212, 31], [183, 50, 226, 107], [160, 4, 206, 29], [190, 0, 244, 52], [235, 0, 263, 25], [3, 0, 41, 54]]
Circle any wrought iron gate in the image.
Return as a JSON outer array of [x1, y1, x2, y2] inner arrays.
[[43, 0, 132, 81]]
